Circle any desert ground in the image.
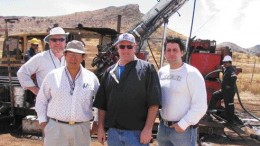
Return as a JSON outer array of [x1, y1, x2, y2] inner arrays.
[[0, 91, 259, 146], [0, 48, 259, 145]]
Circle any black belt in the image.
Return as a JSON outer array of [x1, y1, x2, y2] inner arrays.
[[50, 118, 83, 125], [161, 119, 198, 129], [161, 119, 179, 127]]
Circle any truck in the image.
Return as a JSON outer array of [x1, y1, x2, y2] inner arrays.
[[0, 23, 119, 134]]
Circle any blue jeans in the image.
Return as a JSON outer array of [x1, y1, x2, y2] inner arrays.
[[157, 122, 197, 146], [107, 128, 149, 146]]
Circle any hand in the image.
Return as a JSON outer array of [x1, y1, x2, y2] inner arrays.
[[140, 128, 152, 144], [97, 127, 106, 145], [27, 86, 39, 95], [90, 121, 98, 135], [170, 123, 185, 133], [225, 85, 231, 89], [39, 122, 47, 136]]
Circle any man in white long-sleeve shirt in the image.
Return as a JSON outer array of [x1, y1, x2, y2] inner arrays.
[[157, 37, 207, 146], [36, 40, 100, 146], [17, 27, 68, 95]]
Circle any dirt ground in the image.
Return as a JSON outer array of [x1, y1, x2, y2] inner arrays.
[[0, 92, 259, 146]]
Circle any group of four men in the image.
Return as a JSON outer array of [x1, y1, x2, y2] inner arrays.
[[18, 26, 235, 146]]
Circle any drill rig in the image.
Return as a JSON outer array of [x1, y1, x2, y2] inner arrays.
[[91, 0, 189, 78]]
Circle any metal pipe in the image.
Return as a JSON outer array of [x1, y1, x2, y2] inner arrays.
[[117, 15, 122, 34], [159, 18, 168, 68]]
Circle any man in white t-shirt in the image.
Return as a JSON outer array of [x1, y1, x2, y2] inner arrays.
[[157, 37, 207, 146]]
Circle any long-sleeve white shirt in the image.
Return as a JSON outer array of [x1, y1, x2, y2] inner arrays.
[[17, 50, 65, 88], [158, 63, 207, 130], [35, 65, 100, 123]]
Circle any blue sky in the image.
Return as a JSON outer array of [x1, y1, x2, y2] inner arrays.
[[1, 0, 260, 48]]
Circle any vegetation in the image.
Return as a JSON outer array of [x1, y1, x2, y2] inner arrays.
[[233, 52, 260, 95]]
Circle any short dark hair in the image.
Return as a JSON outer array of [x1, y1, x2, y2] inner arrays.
[[164, 37, 185, 51]]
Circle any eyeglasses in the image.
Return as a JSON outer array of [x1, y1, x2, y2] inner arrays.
[[50, 38, 65, 42], [118, 45, 134, 49], [32, 44, 39, 47]]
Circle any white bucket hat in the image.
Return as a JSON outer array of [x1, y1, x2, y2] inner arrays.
[[44, 27, 69, 43], [64, 40, 85, 54]]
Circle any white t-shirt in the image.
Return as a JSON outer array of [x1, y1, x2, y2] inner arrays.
[[158, 63, 207, 130]]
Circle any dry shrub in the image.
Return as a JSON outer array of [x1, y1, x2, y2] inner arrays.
[[233, 52, 260, 95]]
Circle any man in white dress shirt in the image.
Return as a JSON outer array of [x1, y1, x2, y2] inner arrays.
[[17, 27, 68, 95], [157, 37, 207, 146], [36, 40, 100, 146]]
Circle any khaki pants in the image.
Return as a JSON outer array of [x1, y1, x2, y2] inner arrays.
[[44, 119, 91, 146]]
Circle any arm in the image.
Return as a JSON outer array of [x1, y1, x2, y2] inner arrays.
[[17, 56, 39, 89], [140, 105, 159, 144], [27, 86, 39, 95], [35, 74, 52, 132], [97, 109, 106, 145], [178, 70, 207, 131]]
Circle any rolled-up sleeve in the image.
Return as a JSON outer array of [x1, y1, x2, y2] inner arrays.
[[17, 56, 39, 88]]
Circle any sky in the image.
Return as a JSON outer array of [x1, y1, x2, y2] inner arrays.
[[1, 0, 260, 48]]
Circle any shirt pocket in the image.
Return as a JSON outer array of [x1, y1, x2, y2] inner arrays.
[[77, 88, 94, 104]]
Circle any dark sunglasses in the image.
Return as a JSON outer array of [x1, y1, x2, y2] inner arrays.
[[32, 44, 38, 46], [118, 45, 134, 49], [50, 38, 65, 42]]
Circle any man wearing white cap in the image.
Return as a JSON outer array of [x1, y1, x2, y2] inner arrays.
[[94, 33, 161, 145], [36, 40, 100, 146], [208, 55, 237, 124], [17, 27, 68, 95]]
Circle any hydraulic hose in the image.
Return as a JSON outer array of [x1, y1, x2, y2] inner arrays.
[[235, 83, 260, 121]]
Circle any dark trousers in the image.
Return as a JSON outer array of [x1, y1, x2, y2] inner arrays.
[[208, 89, 235, 122]]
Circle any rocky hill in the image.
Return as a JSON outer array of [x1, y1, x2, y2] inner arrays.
[[0, 4, 186, 40], [1, 4, 258, 56]]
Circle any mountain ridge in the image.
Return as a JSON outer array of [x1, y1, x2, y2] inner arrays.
[[217, 42, 260, 56], [0, 4, 259, 55]]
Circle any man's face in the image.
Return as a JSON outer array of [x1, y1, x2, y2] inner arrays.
[[117, 41, 135, 64], [64, 51, 84, 69], [49, 35, 66, 53], [164, 42, 183, 65], [223, 62, 231, 68], [31, 44, 38, 51]]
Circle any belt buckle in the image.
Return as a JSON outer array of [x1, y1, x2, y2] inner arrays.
[[69, 121, 75, 125], [163, 120, 170, 127]]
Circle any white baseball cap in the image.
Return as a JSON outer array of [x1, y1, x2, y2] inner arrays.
[[114, 33, 136, 45]]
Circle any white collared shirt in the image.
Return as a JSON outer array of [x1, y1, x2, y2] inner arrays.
[[17, 50, 65, 88], [35, 65, 100, 123]]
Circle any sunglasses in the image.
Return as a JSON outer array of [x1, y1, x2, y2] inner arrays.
[[50, 38, 65, 42], [32, 44, 39, 46], [118, 45, 134, 49]]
